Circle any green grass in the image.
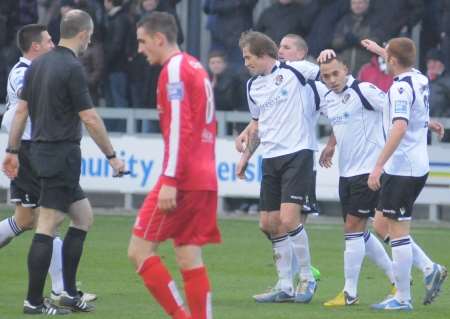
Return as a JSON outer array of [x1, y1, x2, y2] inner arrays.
[[0, 212, 449, 318]]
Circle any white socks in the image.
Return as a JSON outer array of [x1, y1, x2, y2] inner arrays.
[[364, 231, 395, 284], [48, 236, 64, 294], [343, 232, 365, 297], [0, 217, 23, 248], [391, 236, 412, 302], [411, 237, 434, 277], [271, 235, 293, 295], [288, 224, 314, 282]]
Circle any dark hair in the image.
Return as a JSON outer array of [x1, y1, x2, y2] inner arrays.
[[387, 37, 416, 68], [208, 50, 226, 61], [16, 24, 47, 53], [60, 9, 93, 39], [137, 12, 178, 44], [318, 54, 347, 66], [239, 31, 278, 59]]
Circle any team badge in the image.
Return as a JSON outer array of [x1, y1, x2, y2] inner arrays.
[[342, 93, 351, 104], [274, 74, 284, 86], [398, 87, 404, 94]]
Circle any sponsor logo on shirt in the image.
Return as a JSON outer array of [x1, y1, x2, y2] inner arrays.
[[167, 82, 184, 101], [394, 100, 408, 114], [330, 112, 350, 126]]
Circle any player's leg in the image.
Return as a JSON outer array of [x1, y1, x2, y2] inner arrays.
[[278, 150, 316, 303], [372, 174, 415, 311], [0, 204, 35, 248], [254, 158, 294, 303], [176, 245, 211, 319], [129, 236, 189, 319], [129, 183, 191, 319]]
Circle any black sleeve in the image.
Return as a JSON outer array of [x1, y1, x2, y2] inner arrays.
[[68, 63, 93, 112]]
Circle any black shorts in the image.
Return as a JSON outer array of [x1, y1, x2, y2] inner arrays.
[[379, 173, 428, 221], [259, 149, 313, 212], [30, 142, 86, 213], [339, 174, 379, 220], [10, 141, 40, 208]]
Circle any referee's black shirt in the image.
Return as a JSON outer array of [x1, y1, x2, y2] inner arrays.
[[21, 46, 93, 143]]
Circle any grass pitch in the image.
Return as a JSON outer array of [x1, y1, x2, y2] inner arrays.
[[0, 211, 449, 318]]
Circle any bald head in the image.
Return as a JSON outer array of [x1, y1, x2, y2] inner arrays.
[[60, 9, 93, 39]]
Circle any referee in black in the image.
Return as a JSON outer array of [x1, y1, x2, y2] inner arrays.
[[3, 10, 126, 315]]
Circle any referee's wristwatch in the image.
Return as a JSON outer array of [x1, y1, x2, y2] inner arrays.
[[5, 147, 19, 154], [106, 151, 116, 160]]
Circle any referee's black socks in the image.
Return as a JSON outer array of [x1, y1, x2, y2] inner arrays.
[[27, 233, 54, 306], [63, 227, 87, 296]]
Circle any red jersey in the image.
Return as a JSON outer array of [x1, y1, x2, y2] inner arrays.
[[157, 52, 217, 191]]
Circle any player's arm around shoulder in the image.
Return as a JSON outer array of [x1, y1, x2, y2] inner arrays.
[[287, 60, 320, 81], [359, 81, 388, 112]]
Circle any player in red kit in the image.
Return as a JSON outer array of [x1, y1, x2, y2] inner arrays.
[[127, 12, 221, 319]]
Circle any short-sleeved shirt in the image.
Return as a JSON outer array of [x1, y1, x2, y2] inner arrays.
[[318, 76, 387, 177], [384, 69, 430, 177], [246, 60, 320, 158], [2, 57, 32, 140], [21, 46, 93, 142]]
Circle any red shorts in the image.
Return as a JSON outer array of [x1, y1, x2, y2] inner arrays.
[[133, 181, 221, 246]]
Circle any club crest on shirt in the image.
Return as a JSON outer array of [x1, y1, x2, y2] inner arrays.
[[398, 87, 404, 94], [274, 74, 284, 86], [342, 93, 351, 104]]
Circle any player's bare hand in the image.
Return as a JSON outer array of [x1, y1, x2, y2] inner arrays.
[[2, 153, 19, 179], [235, 130, 248, 153], [236, 158, 248, 180], [368, 166, 383, 191], [361, 39, 381, 54], [109, 158, 128, 177], [317, 49, 336, 64], [158, 184, 177, 212], [319, 145, 335, 168], [429, 120, 445, 140]]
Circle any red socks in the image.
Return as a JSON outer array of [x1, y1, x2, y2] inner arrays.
[[138, 256, 190, 319], [181, 267, 211, 319]]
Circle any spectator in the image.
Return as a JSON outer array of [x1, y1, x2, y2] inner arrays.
[[370, 0, 424, 42], [427, 49, 450, 118], [440, 0, 450, 67], [307, 0, 349, 58], [103, 0, 132, 108], [156, 0, 184, 44], [80, 36, 105, 106], [208, 51, 242, 112], [419, 0, 442, 71], [358, 55, 393, 92], [203, 0, 257, 70], [255, 0, 318, 47], [331, 0, 378, 74]]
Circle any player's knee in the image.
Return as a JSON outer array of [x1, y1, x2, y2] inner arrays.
[[259, 219, 271, 235], [344, 215, 366, 233], [14, 207, 35, 231]]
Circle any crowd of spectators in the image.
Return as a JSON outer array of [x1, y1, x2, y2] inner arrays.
[[1, 0, 450, 120]]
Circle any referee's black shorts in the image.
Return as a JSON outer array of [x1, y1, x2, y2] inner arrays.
[[30, 142, 85, 213], [10, 141, 40, 208], [259, 149, 313, 212]]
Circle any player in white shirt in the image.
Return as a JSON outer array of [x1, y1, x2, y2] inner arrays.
[[311, 53, 395, 307], [363, 37, 447, 311], [0, 24, 96, 305], [235, 34, 321, 298], [236, 31, 319, 303]]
